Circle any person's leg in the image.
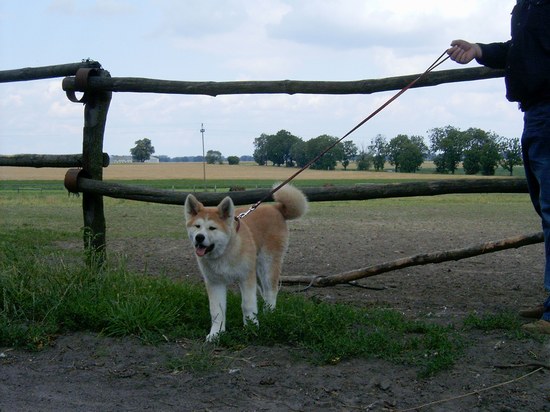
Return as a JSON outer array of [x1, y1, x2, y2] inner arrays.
[[521, 102, 550, 329], [544, 295, 550, 322]]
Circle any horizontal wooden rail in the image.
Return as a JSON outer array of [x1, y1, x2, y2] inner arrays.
[[0, 61, 101, 83], [0, 153, 109, 168], [61, 67, 504, 96], [68, 176, 528, 207]]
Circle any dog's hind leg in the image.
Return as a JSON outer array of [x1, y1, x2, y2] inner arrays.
[[205, 281, 227, 342], [256, 250, 283, 310]]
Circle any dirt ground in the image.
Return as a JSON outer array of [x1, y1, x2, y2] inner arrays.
[[1, 199, 550, 411]]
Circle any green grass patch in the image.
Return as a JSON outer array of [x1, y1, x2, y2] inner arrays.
[[463, 311, 530, 339], [0, 231, 210, 348], [464, 311, 522, 331], [221, 299, 461, 377]]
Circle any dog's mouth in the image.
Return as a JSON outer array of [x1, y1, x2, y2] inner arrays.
[[195, 244, 215, 257]]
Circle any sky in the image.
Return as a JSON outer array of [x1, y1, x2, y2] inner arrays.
[[0, 0, 521, 158]]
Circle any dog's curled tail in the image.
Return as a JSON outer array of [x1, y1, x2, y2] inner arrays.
[[273, 184, 308, 220]]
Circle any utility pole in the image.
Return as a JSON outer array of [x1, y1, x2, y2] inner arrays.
[[200, 123, 206, 190]]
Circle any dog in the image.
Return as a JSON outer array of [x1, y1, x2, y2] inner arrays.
[[184, 184, 307, 341]]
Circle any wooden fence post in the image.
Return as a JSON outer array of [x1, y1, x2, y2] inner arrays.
[[78, 69, 112, 266]]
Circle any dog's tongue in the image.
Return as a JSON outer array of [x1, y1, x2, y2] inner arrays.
[[196, 246, 207, 257]]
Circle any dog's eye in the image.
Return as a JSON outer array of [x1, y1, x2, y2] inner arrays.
[[194, 224, 201, 229], [208, 226, 216, 231]]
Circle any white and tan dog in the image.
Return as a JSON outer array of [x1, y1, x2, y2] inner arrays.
[[184, 185, 307, 341]]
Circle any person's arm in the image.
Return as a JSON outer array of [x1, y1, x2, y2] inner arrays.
[[476, 41, 511, 69]]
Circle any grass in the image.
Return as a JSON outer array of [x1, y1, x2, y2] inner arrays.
[[463, 311, 534, 340], [0, 224, 464, 377]]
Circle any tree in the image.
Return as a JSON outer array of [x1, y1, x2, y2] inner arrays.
[[290, 139, 308, 168], [227, 156, 240, 165], [205, 150, 223, 164], [387, 134, 426, 173], [356, 148, 372, 171], [253, 130, 303, 167], [429, 126, 467, 174], [265, 130, 301, 167], [462, 150, 481, 175], [479, 138, 501, 176], [462, 128, 501, 176], [410, 135, 429, 159], [253, 133, 269, 166], [305, 134, 344, 170], [499, 137, 523, 176], [341, 141, 358, 170], [368, 134, 387, 171], [130, 138, 155, 162]]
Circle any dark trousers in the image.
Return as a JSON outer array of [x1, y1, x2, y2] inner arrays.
[[521, 101, 550, 320]]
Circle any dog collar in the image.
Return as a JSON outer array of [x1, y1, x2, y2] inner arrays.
[[235, 217, 241, 233]]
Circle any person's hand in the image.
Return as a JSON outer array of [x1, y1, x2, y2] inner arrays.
[[447, 40, 482, 64]]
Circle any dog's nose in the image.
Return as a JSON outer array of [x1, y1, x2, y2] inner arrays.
[[195, 234, 205, 243]]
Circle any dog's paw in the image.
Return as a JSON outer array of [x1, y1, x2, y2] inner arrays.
[[205, 332, 221, 343], [246, 316, 259, 326]]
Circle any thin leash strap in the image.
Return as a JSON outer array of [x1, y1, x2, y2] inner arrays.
[[236, 51, 450, 221]]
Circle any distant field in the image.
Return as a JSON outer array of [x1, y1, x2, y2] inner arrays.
[[0, 162, 513, 182]]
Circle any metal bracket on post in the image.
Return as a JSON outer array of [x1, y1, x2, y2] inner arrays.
[[64, 168, 90, 194], [63, 66, 112, 268], [63, 68, 100, 104]]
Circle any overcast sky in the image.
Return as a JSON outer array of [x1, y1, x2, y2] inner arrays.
[[0, 0, 520, 158]]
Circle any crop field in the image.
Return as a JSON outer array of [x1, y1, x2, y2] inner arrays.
[[0, 161, 517, 182]]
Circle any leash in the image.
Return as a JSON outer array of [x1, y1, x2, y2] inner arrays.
[[235, 51, 450, 222]]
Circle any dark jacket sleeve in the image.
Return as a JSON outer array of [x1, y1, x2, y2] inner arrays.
[[473, 1, 550, 108], [476, 41, 511, 70]]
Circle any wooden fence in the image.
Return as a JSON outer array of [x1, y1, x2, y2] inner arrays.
[[1, 60, 536, 270]]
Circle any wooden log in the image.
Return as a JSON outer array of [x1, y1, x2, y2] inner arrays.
[[0, 61, 102, 83], [0, 153, 109, 168], [61, 67, 504, 96], [303, 179, 528, 202], [80, 70, 112, 267], [73, 177, 528, 207], [282, 232, 544, 287]]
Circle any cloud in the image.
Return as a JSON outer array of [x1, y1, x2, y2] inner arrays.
[[48, 0, 135, 16], [152, 0, 249, 38], [267, 0, 512, 52], [47, 0, 77, 14]]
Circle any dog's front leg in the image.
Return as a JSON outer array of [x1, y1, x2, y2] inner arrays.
[[239, 272, 259, 327], [205, 281, 227, 342]]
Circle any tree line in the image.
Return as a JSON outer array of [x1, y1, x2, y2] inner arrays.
[[252, 126, 523, 176], [129, 125, 523, 176], [128, 138, 252, 164], [157, 153, 254, 164]]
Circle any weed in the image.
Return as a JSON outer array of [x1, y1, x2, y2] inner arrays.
[[166, 343, 227, 374]]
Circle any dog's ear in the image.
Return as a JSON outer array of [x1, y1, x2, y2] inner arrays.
[[218, 196, 235, 221], [184, 194, 202, 220]]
